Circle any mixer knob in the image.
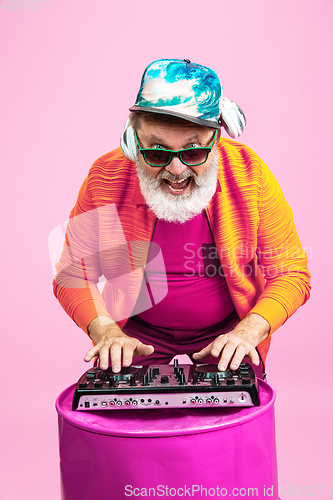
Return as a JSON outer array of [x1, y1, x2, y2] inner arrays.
[[174, 359, 179, 368], [179, 373, 186, 385], [79, 383, 87, 389], [94, 382, 103, 388], [192, 373, 198, 385], [213, 373, 220, 385], [109, 378, 115, 388], [161, 375, 169, 384], [227, 379, 235, 386], [130, 376, 136, 387], [143, 374, 149, 386]]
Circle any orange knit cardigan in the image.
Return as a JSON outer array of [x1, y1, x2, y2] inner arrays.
[[53, 138, 311, 364]]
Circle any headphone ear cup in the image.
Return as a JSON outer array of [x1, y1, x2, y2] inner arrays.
[[219, 98, 246, 138], [120, 119, 137, 162]]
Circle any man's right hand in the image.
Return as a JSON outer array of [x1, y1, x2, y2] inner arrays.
[[84, 316, 154, 372]]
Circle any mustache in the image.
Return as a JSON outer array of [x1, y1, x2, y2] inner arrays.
[[158, 170, 197, 182]]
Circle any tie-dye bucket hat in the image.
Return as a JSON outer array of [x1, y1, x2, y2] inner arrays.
[[129, 59, 223, 130]]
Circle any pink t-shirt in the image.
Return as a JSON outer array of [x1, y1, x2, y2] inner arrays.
[[136, 211, 235, 330]]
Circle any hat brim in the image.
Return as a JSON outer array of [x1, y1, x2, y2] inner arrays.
[[129, 105, 221, 130]]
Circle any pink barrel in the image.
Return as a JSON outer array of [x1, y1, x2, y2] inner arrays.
[[56, 379, 279, 500]]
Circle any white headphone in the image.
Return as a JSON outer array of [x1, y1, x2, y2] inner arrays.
[[120, 100, 246, 161], [120, 118, 137, 163], [219, 97, 246, 139]]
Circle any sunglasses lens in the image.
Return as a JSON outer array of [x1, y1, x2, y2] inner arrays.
[[144, 151, 171, 166], [181, 149, 208, 165], [143, 148, 209, 166]]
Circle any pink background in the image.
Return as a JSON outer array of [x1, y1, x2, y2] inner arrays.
[[1, 0, 332, 498]]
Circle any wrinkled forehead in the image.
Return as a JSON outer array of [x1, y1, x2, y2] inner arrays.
[[138, 119, 216, 148]]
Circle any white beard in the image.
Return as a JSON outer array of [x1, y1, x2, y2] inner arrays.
[[134, 146, 220, 223]]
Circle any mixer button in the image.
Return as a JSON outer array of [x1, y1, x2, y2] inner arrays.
[[94, 382, 103, 388], [161, 376, 169, 384], [79, 383, 87, 389], [227, 379, 235, 386]]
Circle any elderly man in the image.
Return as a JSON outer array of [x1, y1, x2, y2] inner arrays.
[[54, 59, 310, 377]]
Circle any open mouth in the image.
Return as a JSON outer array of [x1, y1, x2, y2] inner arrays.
[[163, 177, 192, 193]]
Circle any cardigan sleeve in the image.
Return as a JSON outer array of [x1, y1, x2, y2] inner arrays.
[[249, 160, 311, 332], [53, 174, 111, 333]]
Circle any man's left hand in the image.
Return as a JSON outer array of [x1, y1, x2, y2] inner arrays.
[[192, 313, 270, 371]]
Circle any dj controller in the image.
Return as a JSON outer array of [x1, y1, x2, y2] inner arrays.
[[72, 360, 260, 411]]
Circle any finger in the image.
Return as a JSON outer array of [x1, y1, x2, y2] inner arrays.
[[84, 344, 101, 362], [99, 342, 112, 370], [110, 342, 123, 373], [122, 342, 136, 367], [217, 339, 241, 371], [209, 334, 229, 357], [134, 341, 154, 357], [247, 346, 260, 366], [229, 344, 249, 370], [192, 335, 229, 361], [229, 342, 260, 369], [192, 342, 214, 360]]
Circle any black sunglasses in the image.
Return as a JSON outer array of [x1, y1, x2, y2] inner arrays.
[[134, 130, 217, 167]]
